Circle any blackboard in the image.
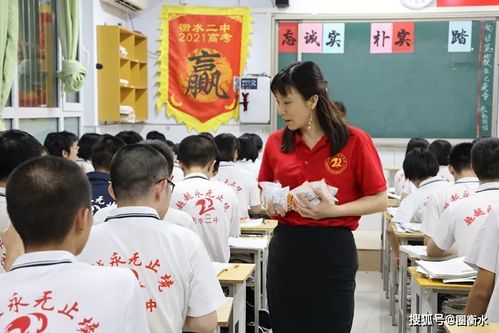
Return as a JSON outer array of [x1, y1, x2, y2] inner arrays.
[[277, 20, 496, 138]]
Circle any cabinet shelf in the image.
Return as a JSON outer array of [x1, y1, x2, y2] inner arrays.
[[98, 25, 148, 123]]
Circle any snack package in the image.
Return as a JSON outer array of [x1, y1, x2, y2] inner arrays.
[[289, 181, 320, 209], [309, 179, 339, 203], [259, 182, 290, 212]]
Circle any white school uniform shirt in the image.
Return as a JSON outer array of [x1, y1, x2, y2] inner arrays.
[[431, 182, 499, 257], [421, 177, 479, 237], [468, 208, 499, 322], [0, 250, 149, 332], [235, 159, 260, 179], [0, 187, 8, 272], [93, 204, 196, 232], [392, 176, 451, 226], [437, 165, 454, 183], [79, 206, 225, 333], [213, 161, 261, 219], [172, 163, 184, 182], [171, 172, 240, 263], [75, 158, 94, 173]]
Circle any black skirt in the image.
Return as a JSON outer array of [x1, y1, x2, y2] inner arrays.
[[267, 223, 358, 333]]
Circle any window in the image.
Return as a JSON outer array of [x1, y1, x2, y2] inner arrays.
[[18, 0, 58, 108], [19, 118, 58, 143], [64, 117, 79, 136]]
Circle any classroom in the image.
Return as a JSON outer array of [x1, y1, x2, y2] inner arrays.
[[1, 0, 499, 332]]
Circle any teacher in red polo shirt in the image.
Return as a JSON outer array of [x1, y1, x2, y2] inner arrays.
[[259, 61, 387, 333]]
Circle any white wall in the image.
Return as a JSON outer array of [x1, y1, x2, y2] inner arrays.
[[82, 0, 499, 145]]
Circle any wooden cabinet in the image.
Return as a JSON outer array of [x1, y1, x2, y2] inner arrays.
[[97, 26, 148, 123]]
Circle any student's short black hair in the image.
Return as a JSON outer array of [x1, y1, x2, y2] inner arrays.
[[448, 142, 473, 173], [0, 130, 44, 180], [471, 138, 499, 181], [429, 139, 452, 165], [178, 135, 218, 168], [237, 135, 259, 162], [403, 148, 439, 182], [146, 130, 166, 142], [77, 133, 101, 160], [214, 133, 240, 162], [91, 134, 126, 171], [199, 132, 214, 139], [244, 133, 263, 152], [143, 140, 174, 175], [405, 138, 429, 156], [116, 130, 144, 145], [6, 156, 91, 247], [44, 131, 78, 157], [110, 144, 170, 201]]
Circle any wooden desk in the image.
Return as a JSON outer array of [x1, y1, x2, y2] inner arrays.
[[240, 219, 278, 236], [445, 323, 499, 333], [389, 225, 424, 326], [229, 236, 269, 333], [217, 297, 233, 328], [382, 211, 393, 298], [409, 267, 472, 333], [218, 263, 255, 333]]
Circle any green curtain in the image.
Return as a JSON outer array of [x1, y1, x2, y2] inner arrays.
[[0, 1, 19, 131], [56, 0, 86, 93]]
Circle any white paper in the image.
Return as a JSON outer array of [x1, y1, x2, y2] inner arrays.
[[229, 237, 269, 250], [416, 257, 477, 279], [240, 218, 264, 228]]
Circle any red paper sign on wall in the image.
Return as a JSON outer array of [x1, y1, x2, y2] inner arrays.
[[437, 0, 499, 6]]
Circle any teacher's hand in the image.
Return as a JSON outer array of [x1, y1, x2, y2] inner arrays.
[[294, 187, 339, 220], [265, 199, 287, 217]]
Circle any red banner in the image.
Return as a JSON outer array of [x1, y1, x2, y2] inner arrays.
[[437, 0, 499, 6], [392, 22, 414, 53], [279, 23, 298, 53], [158, 7, 252, 131]]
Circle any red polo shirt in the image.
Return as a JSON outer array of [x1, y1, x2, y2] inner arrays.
[[258, 126, 386, 230]]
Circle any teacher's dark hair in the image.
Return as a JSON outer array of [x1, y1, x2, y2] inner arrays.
[[271, 61, 349, 156]]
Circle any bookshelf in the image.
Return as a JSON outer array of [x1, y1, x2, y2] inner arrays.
[[97, 25, 148, 123]]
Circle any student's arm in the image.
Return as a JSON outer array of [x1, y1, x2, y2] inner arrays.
[[2, 224, 24, 270], [294, 189, 387, 220], [465, 268, 495, 316], [249, 204, 266, 215], [426, 238, 452, 257], [183, 311, 217, 333]]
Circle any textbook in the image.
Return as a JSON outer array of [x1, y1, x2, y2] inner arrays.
[[416, 257, 477, 280], [400, 245, 457, 261], [240, 218, 264, 227], [229, 236, 269, 250]]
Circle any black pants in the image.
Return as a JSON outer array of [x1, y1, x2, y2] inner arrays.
[[267, 224, 358, 333]]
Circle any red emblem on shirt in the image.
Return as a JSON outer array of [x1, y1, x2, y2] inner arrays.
[[325, 153, 347, 175]]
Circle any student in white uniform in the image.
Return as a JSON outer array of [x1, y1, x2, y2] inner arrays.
[[146, 132, 184, 181], [44, 131, 79, 161], [394, 138, 429, 197], [79, 143, 224, 333], [75, 133, 101, 173], [235, 134, 260, 178], [465, 207, 499, 322], [421, 142, 479, 242], [172, 135, 240, 263], [392, 148, 451, 226], [213, 133, 265, 220], [427, 138, 499, 258], [0, 130, 44, 272], [429, 139, 454, 183], [389, 148, 450, 258], [0, 156, 149, 332]]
